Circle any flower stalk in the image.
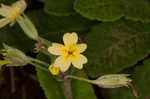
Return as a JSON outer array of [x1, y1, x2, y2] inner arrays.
[[28, 57, 49, 67], [30, 62, 49, 72], [65, 74, 132, 88], [65, 75, 95, 84], [64, 78, 72, 99]]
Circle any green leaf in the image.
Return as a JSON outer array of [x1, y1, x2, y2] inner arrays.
[[36, 53, 66, 99], [74, 0, 124, 21], [36, 68, 66, 99], [74, 0, 150, 22], [71, 70, 97, 99], [85, 19, 150, 77], [101, 59, 150, 99], [124, 0, 150, 22], [44, 0, 74, 16]]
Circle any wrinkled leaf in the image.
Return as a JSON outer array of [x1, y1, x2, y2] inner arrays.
[[124, 0, 150, 22], [74, 0, 124, 21], [74, 0, 150, 22], [85, 19, 150, 77]]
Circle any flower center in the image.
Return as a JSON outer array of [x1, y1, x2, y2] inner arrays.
[[10, 8, 21, 21], [68, 50, 73, 55], [61, 43, 78, 60]]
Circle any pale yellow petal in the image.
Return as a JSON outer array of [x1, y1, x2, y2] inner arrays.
[[1, 4, 11, 9], [0, 18, 10, 28], [12, 0, 26, 13], [48, 43, 64, 55], [0, 1, 26, 18], [54, 56, 71, 72], [77, 44, 87, 53], [63, 32, 78, 45], [72, 54, 87, 69], [0, 4, 12, 17]]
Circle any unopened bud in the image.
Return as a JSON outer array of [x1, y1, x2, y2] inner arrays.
[[93, 74, 132, 88], [17, 14, 39, 41], [49, 64, 59, 75], [3, 44, 30, 66]]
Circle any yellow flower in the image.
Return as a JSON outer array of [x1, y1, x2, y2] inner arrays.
[[49, 64, 59, 75], [48, 32, 87, 72], [0, 0, 26, 28]]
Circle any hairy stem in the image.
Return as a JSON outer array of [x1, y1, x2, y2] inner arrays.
[[65, 75, 95, 84], [64, 78, 72, 99], [28, 57, 49, 67], [30, 62, 49, 72]]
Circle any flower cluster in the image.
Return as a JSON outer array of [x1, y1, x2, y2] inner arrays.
[[0, 1, 133, 94]]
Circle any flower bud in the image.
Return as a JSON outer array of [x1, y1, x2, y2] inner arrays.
[[3, 44, 30, 66], [49, 64, 59, 75], [93, 74, 132, 88], [16, 15, 39, 41]]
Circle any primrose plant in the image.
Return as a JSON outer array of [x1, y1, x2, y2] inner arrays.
[[0, 0, 137, 99]]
